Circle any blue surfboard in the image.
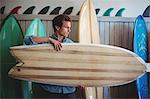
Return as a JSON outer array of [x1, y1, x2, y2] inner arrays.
[[22, 17, 47, 99], [133, 15, 148, 99], [25, 17, 47, 37]]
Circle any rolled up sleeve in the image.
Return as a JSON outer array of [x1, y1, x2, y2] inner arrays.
[[24, 36, 37, 45]]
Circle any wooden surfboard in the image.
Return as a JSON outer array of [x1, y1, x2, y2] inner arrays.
[[8, 43, 146, 87], [78, 0, 100, 98], [78, 0, 100, 44]]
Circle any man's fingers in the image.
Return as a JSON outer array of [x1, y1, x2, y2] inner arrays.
[[56, 42, 62, 48], [53, 44, 58, 51], [60, 43, 62, 48], [57, 44, 62, 51], [58, 44, 62, 51], [55, 44, 62, 51], [52, 41, 62, 51], [55, 45, 59, 51], [56, 43, 62, 51]]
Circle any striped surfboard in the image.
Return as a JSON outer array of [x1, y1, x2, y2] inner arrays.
[[9, 43, 146, 87]]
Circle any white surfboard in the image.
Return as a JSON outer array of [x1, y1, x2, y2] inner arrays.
[[78, 0, 101, 98], [78, 0, 100, 44]]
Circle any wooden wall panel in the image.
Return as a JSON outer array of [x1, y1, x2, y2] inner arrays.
[[70, 21, 79, 42], [99, 22, 105, 44], [109, 22, 115, 46], [104, 22, 110, 45], [46, 21, 53, 36]]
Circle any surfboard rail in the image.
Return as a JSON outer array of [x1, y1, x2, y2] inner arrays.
[[8, 43, 146, 87]]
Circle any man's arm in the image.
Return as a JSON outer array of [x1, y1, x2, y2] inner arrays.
[[31, 36, 50, 43], [24, 36, 62, 51]]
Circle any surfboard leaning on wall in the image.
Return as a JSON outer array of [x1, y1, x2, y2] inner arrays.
[[0, 15, 24, 98], [133, 15, 148, 99], [78, 0, 100, 98], [21, 17, 47, 99]]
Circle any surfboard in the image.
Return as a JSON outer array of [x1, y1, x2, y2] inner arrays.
[[78, 0, 100, 44], [8, 43, 146, 86], [0, 15, 23, 98], [78, 0, 101, 98], [25, 17, 47, 37], [133, 15, 148, 99], [22, 17, 47, 99], [134, 15, 148, 62], [148, 30, 150, 99]]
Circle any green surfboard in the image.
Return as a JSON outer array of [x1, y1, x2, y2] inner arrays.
[[25, 17, 47, 37], [23, 17, 47, 98], [0, 15, 24, 98]]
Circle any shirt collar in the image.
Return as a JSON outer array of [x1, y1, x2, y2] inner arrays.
[[51, 34, 66, 42]]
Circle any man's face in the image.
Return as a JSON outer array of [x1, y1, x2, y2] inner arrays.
[[57, 21, 71, 37]]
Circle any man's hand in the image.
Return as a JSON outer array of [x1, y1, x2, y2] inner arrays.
[[49, 38, 62, 51]]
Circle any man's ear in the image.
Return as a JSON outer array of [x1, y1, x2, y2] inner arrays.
[[55, 26, 60, 30]]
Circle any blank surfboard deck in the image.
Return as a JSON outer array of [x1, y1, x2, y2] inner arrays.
[[8, 43, 146, 87], [78, 0, 100, 44]]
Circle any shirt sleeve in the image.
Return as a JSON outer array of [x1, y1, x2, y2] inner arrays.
[[24, 36, 38, 45]]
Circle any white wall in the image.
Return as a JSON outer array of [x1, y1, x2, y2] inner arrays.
[[1, 0, 150, 17]]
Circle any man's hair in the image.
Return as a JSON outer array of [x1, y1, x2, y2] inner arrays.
[[52, 14, 71, 32]]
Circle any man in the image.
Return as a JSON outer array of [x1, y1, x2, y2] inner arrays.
[[24, 14, 84, 98], [24, 14, 73, 51]]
